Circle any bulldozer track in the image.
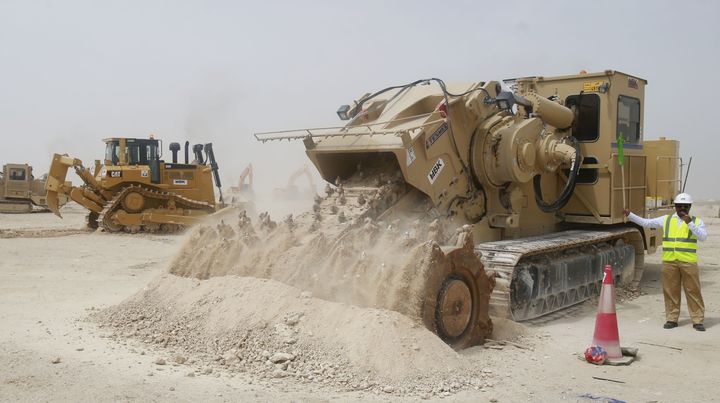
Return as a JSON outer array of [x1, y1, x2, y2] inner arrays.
[[476, 227, 639, 321], [98, 184, 214, 233]]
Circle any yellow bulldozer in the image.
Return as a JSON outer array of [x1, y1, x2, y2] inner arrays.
[[1, 163, 69, 213], [252, 70, 684, 347], [45, 136, 224, 233]]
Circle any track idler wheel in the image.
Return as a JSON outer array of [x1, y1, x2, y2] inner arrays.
[[422, 232, 494, 349], [122, 191, 145, 213]]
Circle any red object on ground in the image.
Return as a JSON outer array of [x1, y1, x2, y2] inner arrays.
[[592, 264, 622, 358], [584, 345, 607, 365]]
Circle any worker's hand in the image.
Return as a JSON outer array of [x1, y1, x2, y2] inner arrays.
[[677, 210, 692, 224], [622, 208, 630, 217]]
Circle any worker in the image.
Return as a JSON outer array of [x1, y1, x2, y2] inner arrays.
[[623, 193, 708, 331]]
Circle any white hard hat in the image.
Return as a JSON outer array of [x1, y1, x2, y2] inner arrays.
[[674, 193, 694, 204]]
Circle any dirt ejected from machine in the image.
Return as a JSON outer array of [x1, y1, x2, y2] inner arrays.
[[44, 137, 224, 233], [168, 71, 678, 348]]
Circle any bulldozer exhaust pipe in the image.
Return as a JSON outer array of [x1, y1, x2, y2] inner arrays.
[[169, 142, 181, 164], [184, 141, 189, 164]]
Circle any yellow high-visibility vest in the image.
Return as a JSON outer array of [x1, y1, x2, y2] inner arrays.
[[662, 215, 698, 263]]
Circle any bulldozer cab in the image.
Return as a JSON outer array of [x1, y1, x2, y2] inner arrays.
[[104, 138, 160, 167], [2, 164, 32, 194]]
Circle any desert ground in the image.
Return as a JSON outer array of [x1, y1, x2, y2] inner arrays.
[[1, 203, 719, 402]]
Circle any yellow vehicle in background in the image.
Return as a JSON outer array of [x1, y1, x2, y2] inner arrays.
[[45, 136, 223, 233], [1, 163, 69, 213]]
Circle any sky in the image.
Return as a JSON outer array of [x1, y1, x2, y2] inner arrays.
[[1, 0, 718, 199]]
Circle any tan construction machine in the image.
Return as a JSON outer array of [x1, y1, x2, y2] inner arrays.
[[1, 163, 69, 213], [45, 137, 224, 233], [230, 163, 254, 194], [272, 165, 317, 199], [254, 70, 682, 346]]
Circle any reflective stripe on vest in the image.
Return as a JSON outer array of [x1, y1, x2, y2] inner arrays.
[[662, 215, 698, 263]]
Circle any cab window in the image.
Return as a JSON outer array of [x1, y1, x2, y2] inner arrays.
[[565, 94, 600, 142], [617, 96, 641, 143], [9, 168, 26, 180], [105, 142, 120, 165]]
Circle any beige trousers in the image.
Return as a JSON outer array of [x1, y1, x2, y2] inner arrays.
[[662, 261, 705, 324]]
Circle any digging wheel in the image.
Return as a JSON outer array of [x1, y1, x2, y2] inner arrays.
[[421, 232, 494, 349], [122, 191, 145, 213], [436, 276, 474, 340]]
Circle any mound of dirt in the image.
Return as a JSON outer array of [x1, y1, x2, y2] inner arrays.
[[97, 274, 495, 396], [97, 168, 500, 397]]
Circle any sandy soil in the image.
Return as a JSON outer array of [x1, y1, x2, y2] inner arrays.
[[1, 204, 719, 402]]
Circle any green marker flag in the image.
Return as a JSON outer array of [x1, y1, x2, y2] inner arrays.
[[617, 132, 625, 166]]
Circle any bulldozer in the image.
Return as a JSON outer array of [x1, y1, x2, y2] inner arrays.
[[1, 163, 70, 213], [250, 70, 682, 347], [45, 137, 224, 233]]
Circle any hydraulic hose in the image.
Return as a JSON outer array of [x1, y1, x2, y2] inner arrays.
[[533, 137, 581, 213]]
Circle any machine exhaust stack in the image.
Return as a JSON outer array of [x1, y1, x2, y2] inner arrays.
[[169, 142, 181, 164], [192, 144, 204, 164]]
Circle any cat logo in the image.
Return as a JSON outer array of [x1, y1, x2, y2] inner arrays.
[[108, 170, 122, 178], [427, 158, 445, 184]]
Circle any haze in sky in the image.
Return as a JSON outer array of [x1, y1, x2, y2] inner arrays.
[[1, 0, 718, 199]]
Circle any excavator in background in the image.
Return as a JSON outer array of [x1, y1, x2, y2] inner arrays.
[[1, 163, 69, 213], [230, 163, 254, 194], [45, 136, 224, 233], [272, 165, 317, 199], [255, 70, 683, 346], [226, 163, 256, 214]]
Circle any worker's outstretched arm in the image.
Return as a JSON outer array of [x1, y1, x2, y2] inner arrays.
[[623, 209, 665, 229]]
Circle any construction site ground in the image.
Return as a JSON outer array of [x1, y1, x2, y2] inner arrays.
[[1, 203, 719, 402]]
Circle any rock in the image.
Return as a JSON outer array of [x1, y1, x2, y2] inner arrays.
[[269, 352, 295, 364], [490, 398, 498, 402], [173, 355, 187, 364], [186, 372, 195, 377], [203, 366, 213, 375], [155, 358, 166, 365], [282, 337, 297, 345], [272, 369, 288, 378], [285, 313, 303, 326], [382, 385, 395, 394], [50, 357, 61, 364], [76, 347, 84, 352], [169, 387, 175, 391]]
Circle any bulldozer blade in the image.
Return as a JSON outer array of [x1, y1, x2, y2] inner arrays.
[[46, 190, 62, 217], [44, 153, 77, 218]]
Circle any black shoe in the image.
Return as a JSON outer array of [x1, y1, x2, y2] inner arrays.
[[663, 321, 678, 329], [693, 324, 706, 332]]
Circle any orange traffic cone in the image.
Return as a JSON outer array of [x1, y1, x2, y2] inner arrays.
[[592, 264, 622, 359]]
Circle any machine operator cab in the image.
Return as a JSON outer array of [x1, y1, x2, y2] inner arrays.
[[104, 137, 160, 167]]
